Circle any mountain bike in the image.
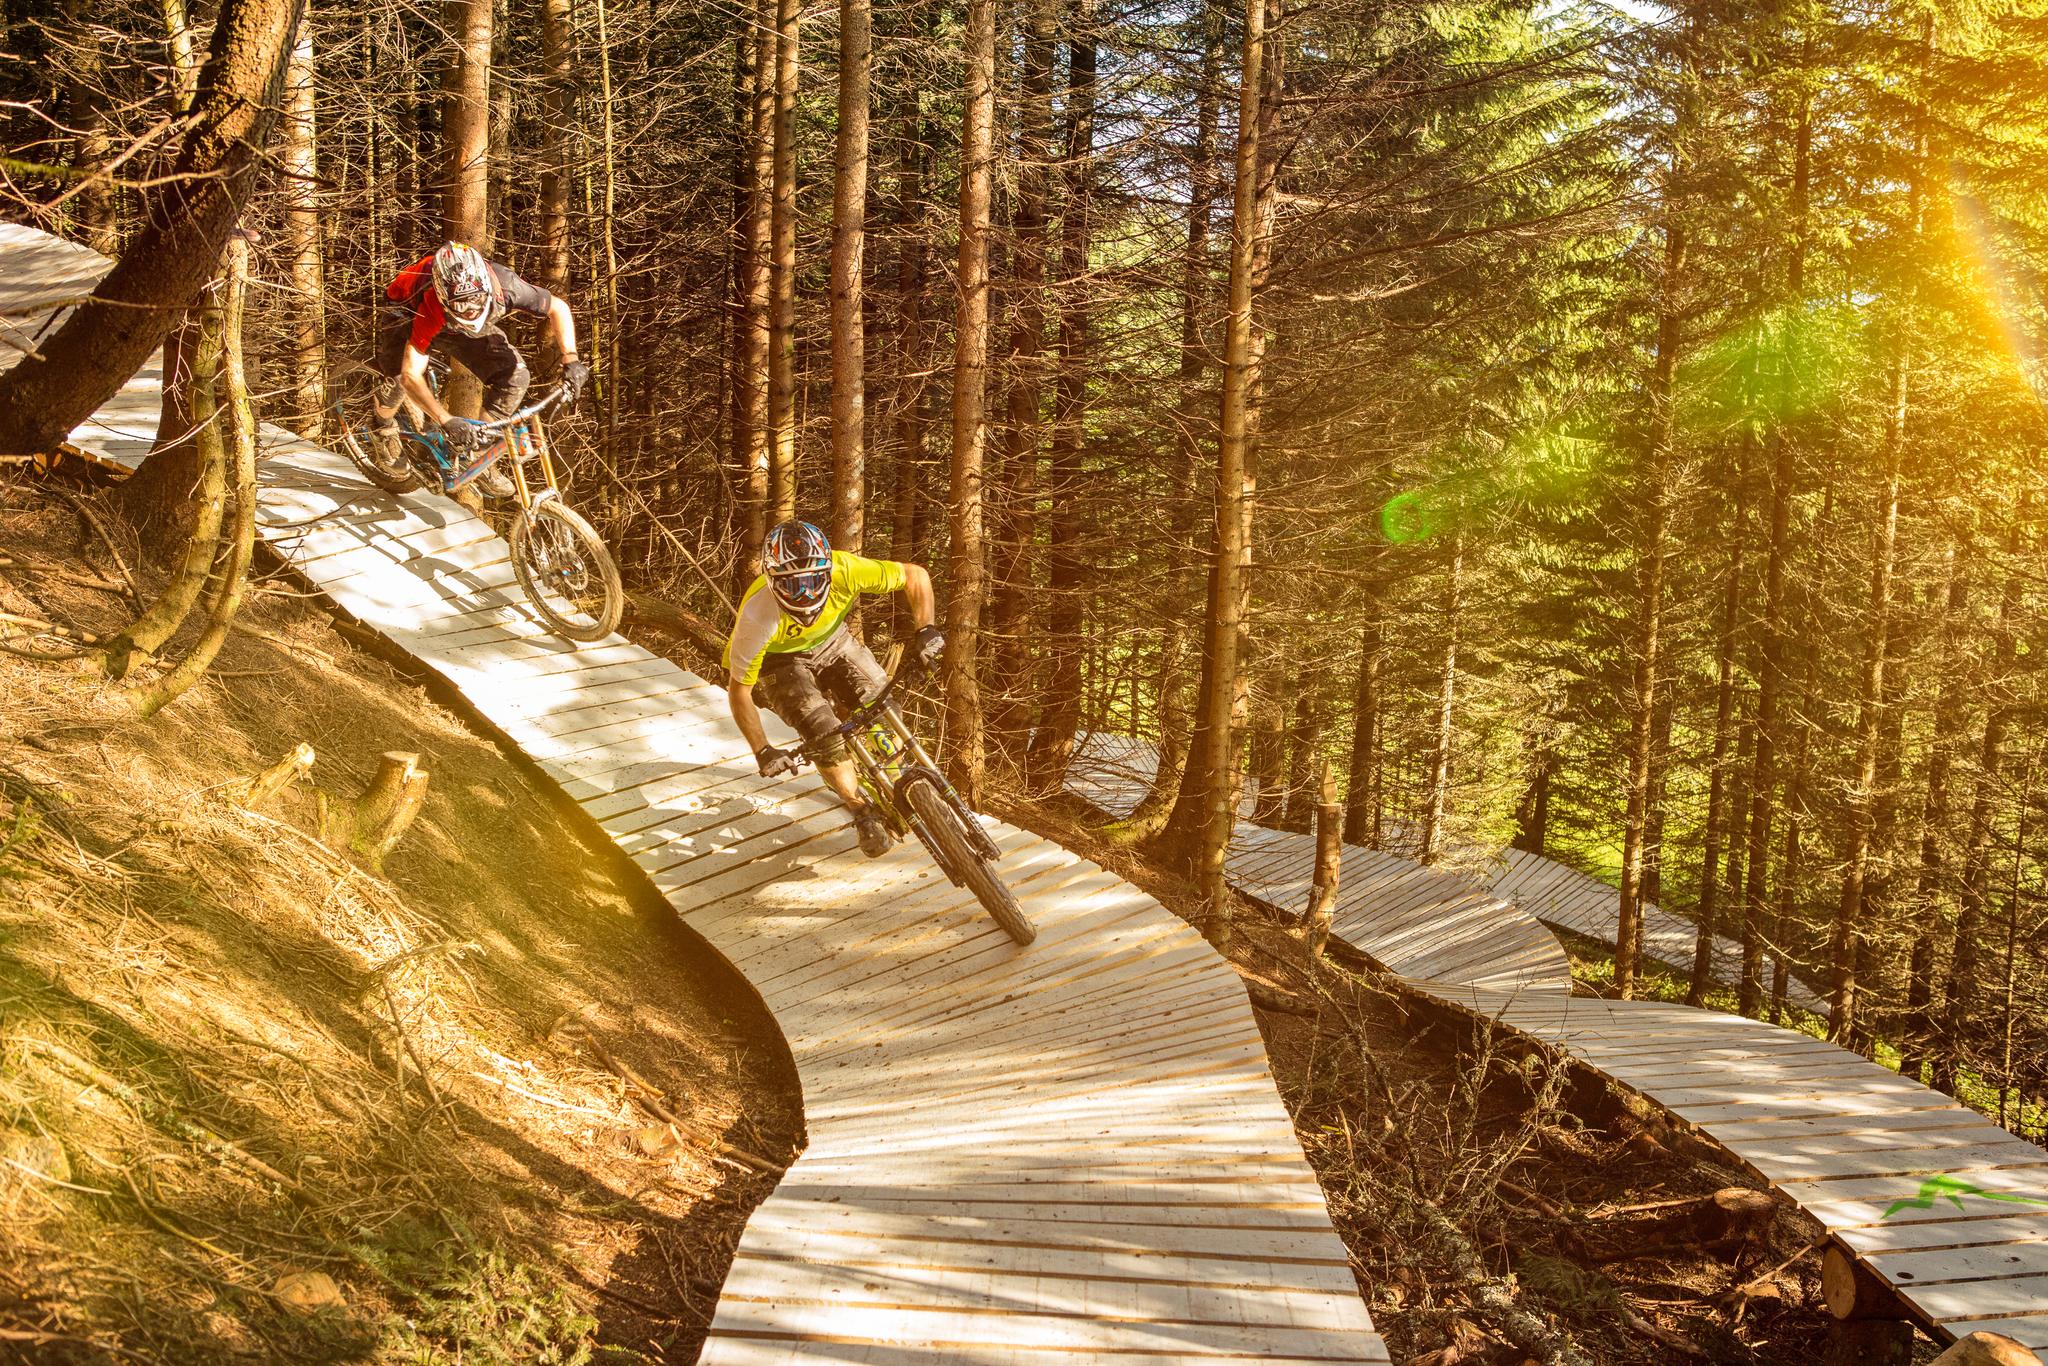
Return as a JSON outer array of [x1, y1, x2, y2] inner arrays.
[[825, 652, 1035, 945], [337, 383, 623, 643]]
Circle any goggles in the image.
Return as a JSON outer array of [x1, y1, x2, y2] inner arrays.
[[445, 290, 491, 328], [770, 568, 831, 610]]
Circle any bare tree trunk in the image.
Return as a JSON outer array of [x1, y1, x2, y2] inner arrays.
[[889, 112, 929, 577], [284, 25, 326, 436], [943, 0, 999, 804], [1282, 684, 1319, 833], [1303, 760, 1340, 966], [538, 0, 575, 297], [163, 0, 197, 113], [1939, 542, 2019, 1093], [767, 0, 801, 521], [1904, 549, 1967, 1079], [1738, 36, 1816, 1019], [985, 0, 1057, 750], [127, 236, 259, 718], [1617, 209, 1684, 999], [1343, 617, 1383, 847], [1156, 0, 1275, 938], [1769, 686, 1812, 1024], [1419, 540, 1461, 866], [0, 0, 306, 457], [829, 0, 872, 549], [738, 4, 776, 567], [1021, 5, 1096, 790], [438, 0, 492, 420], [101, 273, 233, 678], [1830, 14, 1929, 1039], [1691, 529, 1745, 1005]]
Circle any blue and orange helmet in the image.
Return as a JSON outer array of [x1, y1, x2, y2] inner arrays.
[[763, 520, 832, 625]]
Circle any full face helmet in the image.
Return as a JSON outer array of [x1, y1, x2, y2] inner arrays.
[[763, 520, 833, 626], [432, 242, 494, 336]]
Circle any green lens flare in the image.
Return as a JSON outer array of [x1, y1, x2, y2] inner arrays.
[[1381, 489, 1439, 544]]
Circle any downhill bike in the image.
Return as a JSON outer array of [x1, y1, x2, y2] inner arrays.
[[823, 651, 1034, 945], [337, 383, 624, 643]]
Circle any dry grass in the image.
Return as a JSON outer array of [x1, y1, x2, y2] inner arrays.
[[0, 481, 800, 1363]]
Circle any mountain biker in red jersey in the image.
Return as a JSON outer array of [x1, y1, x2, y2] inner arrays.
[[368, 242, 591, 471]]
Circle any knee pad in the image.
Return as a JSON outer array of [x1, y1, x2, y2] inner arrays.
[[489, 364, 532, 420], [800, 727, 850, 767]]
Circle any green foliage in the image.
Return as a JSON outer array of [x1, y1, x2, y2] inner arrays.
[[355, 1223, 599, 1365]]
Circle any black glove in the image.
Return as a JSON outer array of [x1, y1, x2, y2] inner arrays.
[[440, 416, 485, 455], [756, 745, 803, 779], [562, 358, 592, 405], [910, 624, 945, 674]]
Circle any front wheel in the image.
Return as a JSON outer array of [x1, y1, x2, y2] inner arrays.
[[511, 500, 623, 642], [905, 779, 1034, 946]]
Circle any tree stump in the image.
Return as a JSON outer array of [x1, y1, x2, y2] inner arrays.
[[1929, 1331, 2042, 1366], [320, 752, 429, 869]]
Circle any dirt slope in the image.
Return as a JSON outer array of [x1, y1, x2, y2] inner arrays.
[[0, 486, 800, 1364]]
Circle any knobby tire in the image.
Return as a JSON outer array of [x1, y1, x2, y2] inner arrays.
[[511, 500, 623, 642], [906, 780, 1034, 945]]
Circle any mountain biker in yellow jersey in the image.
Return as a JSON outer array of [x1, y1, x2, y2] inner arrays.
[[725, 520, 945, 858]]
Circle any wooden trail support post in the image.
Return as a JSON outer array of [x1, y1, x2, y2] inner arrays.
[[1818, 1244, 2037, 1366], [1302, 759, 1340, 968]]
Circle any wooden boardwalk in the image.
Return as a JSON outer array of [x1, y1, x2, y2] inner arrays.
[[1427, 988, 2048, 1359], [1068, 733, 2048, 1360], [1068, 734, 1571, 996], [6, 225, 1388, 1363], [1069, 732, 1813, 1005]]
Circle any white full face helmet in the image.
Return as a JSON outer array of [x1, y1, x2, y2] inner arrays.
[[432, 241, 494, 336]]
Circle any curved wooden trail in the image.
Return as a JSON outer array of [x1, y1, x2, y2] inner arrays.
[[1069, 732, 1813, 1005], [6, 225, 1389, 1362], [1067, 734, 2048, 1360], [1068, 734, 1570, 996]]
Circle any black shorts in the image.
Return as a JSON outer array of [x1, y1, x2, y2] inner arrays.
[[372, 305, 531, 420], [755, 628, 887, 754]]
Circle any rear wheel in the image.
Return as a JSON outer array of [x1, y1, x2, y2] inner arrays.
[[511, 500, 623, 642], [339, 424, 425, 494], [906, 779, 1034, 945]]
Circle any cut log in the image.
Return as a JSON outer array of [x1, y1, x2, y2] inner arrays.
[[1930, 1332, 2042, 1366], [1823, 1243, 1909, 1322], [1822, 1317, 1915, 1366], [241, 742, 314, 810], [1585, 1186, 1778, 1264]]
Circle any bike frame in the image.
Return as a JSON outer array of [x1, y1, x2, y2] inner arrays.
[[385, 385, 568, 502], [833, 668, 1002, 880]]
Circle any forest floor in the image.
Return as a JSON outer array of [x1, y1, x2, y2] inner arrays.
[[0, 479, 801, 1364], [1020, 792, 1950, 1366]]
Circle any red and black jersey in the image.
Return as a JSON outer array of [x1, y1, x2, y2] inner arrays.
[[383, 254, 555, 354]]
